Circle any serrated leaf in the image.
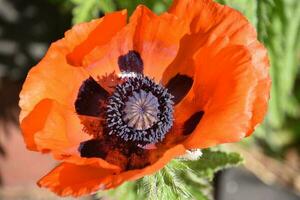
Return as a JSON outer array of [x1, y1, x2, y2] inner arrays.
[[182, 149, 243, 180], [97, 181, 138, 200], [161, 166, 192, 199], [137, 175, 158, 200]]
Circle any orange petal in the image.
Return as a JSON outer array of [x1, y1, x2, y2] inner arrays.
[[21, 98, 88, 152], [163, 0, 257, 84], [19, 36, 89, 154], [20, 98, 120, 170], [19, 11, 127, 121], [38, 162, 117, 197], [19, 13, 126, 152], [162, 0, 270, 147], [66, 11, 127, 66], [19, 12, 127, 121], [245, 41, 271, 136], [19, 15, 125, 167], [161, 32, 209, 85], [175, 38, 266, 149], [19, 44, 88, 122], [169, 0, 256, 42], [21, 99, 71, 152], [83, 5, 188, 81], [38, 145, 186, 197]]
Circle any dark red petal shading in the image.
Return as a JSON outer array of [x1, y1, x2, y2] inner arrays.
[[75, 77, 109, 117], [182, 111, 204, 135], [165, 74, 193, 104], [118, 50, 144, 74], [79, 139, 106, 158]]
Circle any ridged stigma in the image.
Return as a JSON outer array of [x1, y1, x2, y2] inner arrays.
[[123, 90, 159, 130]]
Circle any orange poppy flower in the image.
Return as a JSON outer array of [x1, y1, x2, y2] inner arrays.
[[19, 0, 270, 197]]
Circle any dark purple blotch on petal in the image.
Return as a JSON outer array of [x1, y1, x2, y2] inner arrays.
[[79, 139, 107, 158], [183, 111, 204, 135], [166, 74, 193, 104], [118, 50, 143, 74], [75, 77, 109, 117]]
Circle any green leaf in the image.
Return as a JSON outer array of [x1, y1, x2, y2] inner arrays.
[[182, 149, 244, 180], [70, 0, 116, 24], [71, 0, 101, 24], [96, 181, 139, 200], [161, 166, 192, 199], [252, 0, 300, 153], [114, 0, 172, 15], [98, 0, 116, 13]]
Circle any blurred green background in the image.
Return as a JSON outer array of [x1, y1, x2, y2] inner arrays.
[[0, 0, 299, 199]]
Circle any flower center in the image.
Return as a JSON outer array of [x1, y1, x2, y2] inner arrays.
[[106, 75, 174, 145], [123, 90, 159, 130]]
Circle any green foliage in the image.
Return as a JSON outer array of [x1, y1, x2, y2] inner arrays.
[[255, 0, 300, 154], [216, 0, 257, 25], [70, 0, 116, 24], [102, 181, 138, 200], [114, 0, 173, 15], [257, 0, 300, 126], [182, 149, 244, 180], [66, 0, 173, 24], [96, 149, 243, 200]]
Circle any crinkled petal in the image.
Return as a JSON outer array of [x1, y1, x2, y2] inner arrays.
[[173, 36, 269, 149], [19, 39, 89, 151], [245, 41, 270, 135], [20, 12, 126, 121], [38, 144, 186, 197], [38, 162, 118, 197], [19, 13, 127, 169], [161, 0, 270, 148], [83, 5, 188, 81], [21, 98, 120, 170], [169, 0, 256, 41], [66, 11, 127, 66], [163, 0, 257, 84]]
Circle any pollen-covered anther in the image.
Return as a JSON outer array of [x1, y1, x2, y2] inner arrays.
[[106, 75, 174, 145]]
